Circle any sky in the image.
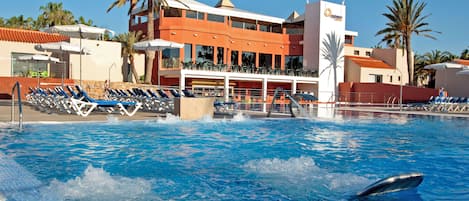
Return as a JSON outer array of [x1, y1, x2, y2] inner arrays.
[[1, 0, 468, 55]]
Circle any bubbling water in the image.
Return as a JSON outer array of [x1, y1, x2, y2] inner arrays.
[[40, 165, 158, 201]]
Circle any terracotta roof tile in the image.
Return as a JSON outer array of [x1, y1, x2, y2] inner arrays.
[[0, 27, 69, 43], [345, 56, 394, 69], [454, 59, 469, 66]]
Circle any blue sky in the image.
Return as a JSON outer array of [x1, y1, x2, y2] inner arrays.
[[2, 0, 468, 55]]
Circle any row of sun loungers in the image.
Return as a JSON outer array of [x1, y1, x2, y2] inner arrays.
[[26, 85, 238, 116], [410, 96, 469, 113], [27, 86, 143, 117]]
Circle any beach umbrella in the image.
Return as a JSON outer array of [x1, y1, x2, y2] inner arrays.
[[18, 55, 60, 87], [424, 62, 467, 87], [44, 24, 114, 86], [133, 39, 184, 86], [35, 41, 91, 86]]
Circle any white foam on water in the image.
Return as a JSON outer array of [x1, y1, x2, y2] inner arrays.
[[242, 156, 370, 197], [232, 112, 249, 122], [106, 115, 120, 123], [156, 113, 181, 124], [40, 165, 158, 201]]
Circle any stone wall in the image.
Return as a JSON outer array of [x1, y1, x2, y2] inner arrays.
[[80, 80, 166, 99]]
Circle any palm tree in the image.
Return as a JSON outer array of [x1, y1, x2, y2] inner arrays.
[[414, 50, 453, 87], [39, 2, 75, 27], [379, 31, 403, 49], [376, 0, 438, 85], [108, 0, 188, 84], [0, 17, 5, 27], [321, 32, 344, 99], [6, 15, 35, 30], [460, 49, 469, 60], [76, 16, 93, 26], [114, 31, 144, 83]]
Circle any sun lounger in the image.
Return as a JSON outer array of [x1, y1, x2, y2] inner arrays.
[[70, 86, 142, 117]]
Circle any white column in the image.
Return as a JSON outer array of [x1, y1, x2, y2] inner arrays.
[[291, 80, 297, 95], [224, 75, 230, 102], [179, 73, 185, 94], [262, 77, 268, 112]]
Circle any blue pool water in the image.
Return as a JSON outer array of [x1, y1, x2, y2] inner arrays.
[[0, 113, 468, 200]]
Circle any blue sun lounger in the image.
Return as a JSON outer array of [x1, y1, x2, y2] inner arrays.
[[70, 86, 142, 117]]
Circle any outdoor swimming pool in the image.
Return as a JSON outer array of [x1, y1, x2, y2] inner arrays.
[[0, 113, 468, 200]]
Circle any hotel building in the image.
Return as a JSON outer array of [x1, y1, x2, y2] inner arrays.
[[129, 0, 351, 106]]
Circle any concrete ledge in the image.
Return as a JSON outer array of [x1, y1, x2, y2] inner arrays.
[[174, 97, 215, 120]]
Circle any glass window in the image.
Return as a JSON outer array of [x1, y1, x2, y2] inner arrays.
[[274, 55, 281, 69], [232, 20, 243, 29], [162, 48, 180, 68], [196, 45, 214, 65], [390, 75, 393, 83], [366, 51, 371, 56], [207, 14, 224, 23], [285, 56, 303, 70], [11, 52, 53, 78], [354, 50, 360, 55], [184, 44, 192, 63], [164, 8, 182, 17], [231, 50, 239, 65], [272, 24, 282, 33], [345, 35, 353, 45], [242, 52, 256, 67], [186, 10, 197, 19], [244, 22, 256, 30], [259, 53, 272, 67], [286, 28, 304, 34], [259, 24, 270, 32], [217, 47, 224, 64]]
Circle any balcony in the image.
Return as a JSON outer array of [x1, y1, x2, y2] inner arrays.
[[161, 61, 318, 78]]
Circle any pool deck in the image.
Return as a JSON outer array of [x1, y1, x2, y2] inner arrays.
[[1, 100, 468, 123]]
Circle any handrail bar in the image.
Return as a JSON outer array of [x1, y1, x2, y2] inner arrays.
[[11, 81, 23, 130]]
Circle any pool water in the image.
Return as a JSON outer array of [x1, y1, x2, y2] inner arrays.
[[0, 113, 468, 200]]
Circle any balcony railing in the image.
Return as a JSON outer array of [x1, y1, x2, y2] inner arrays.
[[164, 62, 319, 77]]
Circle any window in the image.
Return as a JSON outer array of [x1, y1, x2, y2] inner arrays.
[[184, 44, 192, 63], [369, 74, 383, 83], [231, 18, 256, 30], [285, 56, 303, 71], [217, 47, 224, 64], [345, 35, 353, 45], [164, 8, 182, 17], [11, 52, 57, 78], [162, 48, 180, 68], [259, 24, 270, 32], [272, 24, 282, 33], [398, 76, 401, 82], [366, 51, 371, 56], [196, 45, 214, 65], [390, 75, 393, 83], [207, 14, 224, 23], [231, 50, 239, 65], [186, 10, 204, 20], [286, 28, 304, 35], [242, 52, 256, 67], [259, 53, 272, 67], [354, 50, 360, 55], [274, 55, 281, 69]]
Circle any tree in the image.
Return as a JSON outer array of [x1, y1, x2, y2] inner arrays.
[[0, 17, 5, 27], [39, 2, 75, 27], [107, 0, 188, 84], [376, 0, 438, 85], [114, 31, 144, 83], [414, 50, 453, 87], [76, 16, 93, 26], [321, 32, 344, 99], [461, 49, 469, 60], [5, 15, 35, 30]]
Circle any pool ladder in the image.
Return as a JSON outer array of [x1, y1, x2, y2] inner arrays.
[[267, 87, 307, 118], [11, 81, 24, 131]]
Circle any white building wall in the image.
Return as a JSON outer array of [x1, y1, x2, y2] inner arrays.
[[0, 41, 53, 76], [69, 38, 122, 82], [304, 1, 346, 102]]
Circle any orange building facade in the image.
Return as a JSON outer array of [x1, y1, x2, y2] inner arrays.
[[129, 0, 351, 109]]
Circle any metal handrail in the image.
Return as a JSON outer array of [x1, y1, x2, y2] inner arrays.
[[11, 81, 23, 130]]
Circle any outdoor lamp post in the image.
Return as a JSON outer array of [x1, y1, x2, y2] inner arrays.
[[395, 68, 403, 111], [108, 63, 116, 84]]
